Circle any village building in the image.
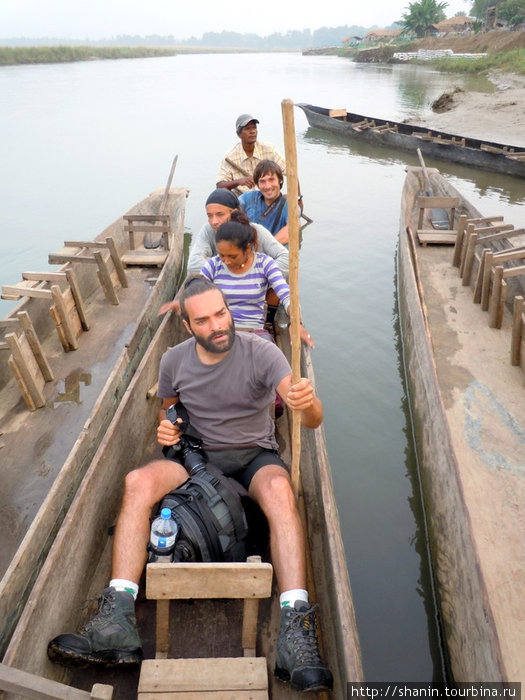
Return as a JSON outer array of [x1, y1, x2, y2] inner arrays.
[[428, 15, 475, 35]]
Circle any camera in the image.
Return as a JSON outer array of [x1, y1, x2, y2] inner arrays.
[[165, 402, 206, 475]]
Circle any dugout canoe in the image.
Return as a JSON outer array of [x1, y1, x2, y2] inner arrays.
[[397, 165, 525, 684], [297, 103, 525, 178], [1, 310, 363, 698], [0, 179, 188, 657]]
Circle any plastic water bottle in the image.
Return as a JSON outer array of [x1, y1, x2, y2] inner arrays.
[[275, 302, 290, 329], [150, 507, 178, 555]]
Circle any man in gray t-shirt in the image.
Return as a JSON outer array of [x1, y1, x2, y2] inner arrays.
[[47, 277, 332, 693]]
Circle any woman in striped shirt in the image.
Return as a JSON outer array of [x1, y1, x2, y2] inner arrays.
[[200, 210, 314, 348]]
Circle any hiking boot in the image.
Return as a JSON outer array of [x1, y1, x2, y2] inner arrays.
[[47, 587, 142, 667], [274, 601, 333, 692]]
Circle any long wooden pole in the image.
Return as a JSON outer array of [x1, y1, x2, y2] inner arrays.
[[281, 106, 327, 685], [281, 99, 301, 497]]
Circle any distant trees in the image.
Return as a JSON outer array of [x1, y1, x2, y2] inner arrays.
[[400, 0, 449, 36], [469, 0, 525, 27], [494, 0, 525, 26]]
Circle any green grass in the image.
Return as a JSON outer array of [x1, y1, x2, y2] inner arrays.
[[0, 46, 178, 65], [424, 48, 525, 75]]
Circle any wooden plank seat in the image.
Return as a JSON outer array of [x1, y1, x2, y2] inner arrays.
[[48, 236, 128, 305], [471, 228, 525, 300], [138, 557, 273, 699], [480, 143, 510, 154], [122, 214, 171, 267], [0, 311, 54, 410], [1, 270, 88, 351], [0, 661, 113, 699], [371, 123, 398, 134], [476, 247, 525, 328], [328, 108, 347, 120], [415, 195, 460, 246], [453, 215, 508, 268], [351, 119, 375, 132]]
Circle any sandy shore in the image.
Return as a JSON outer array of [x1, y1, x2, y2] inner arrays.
[[408, 71, 525, 147]]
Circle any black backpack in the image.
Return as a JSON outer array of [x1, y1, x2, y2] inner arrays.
[[148, 463, 253, 563]]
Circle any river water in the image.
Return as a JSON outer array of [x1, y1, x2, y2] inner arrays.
[[1, 52, 524, 681]]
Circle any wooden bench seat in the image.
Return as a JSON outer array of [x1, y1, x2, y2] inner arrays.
[[415, 195, 460, 246], [49, 236, 127, 305], [122, 214, 171, 267], [138, 558, 273, 699], [1, 270, 88, 351], [0, 661, 112, 699]]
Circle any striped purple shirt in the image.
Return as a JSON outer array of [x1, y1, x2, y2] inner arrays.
[[201, 252, 290, 329]]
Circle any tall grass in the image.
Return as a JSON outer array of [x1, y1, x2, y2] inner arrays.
[[426, 48, 525, 75], [0, 46, 178, 66]]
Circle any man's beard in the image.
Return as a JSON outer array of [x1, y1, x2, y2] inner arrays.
[[192, 319, 235, 354]]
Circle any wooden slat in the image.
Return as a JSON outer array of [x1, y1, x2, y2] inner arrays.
[[94, 251, 119, 305], [511, 296, 524, 366], [5, 332, 46, 409], [50, 285, 79, 351], [18, 311, 54, 381], [452, 214, 468, 267], [488, 266, 505, 328], [138, 691, 268, 698], [242, 598, 260, 656], [417, 231, 457, 246], [416, 195, 460, 210], [22, 271, 68, 283], [1, 284, 52, 301], [473, 248, 490, 304], [466, 215, 504, 225], [489, 246, 525, 264], [65, 268, 89, 331], [480, 143, 509, 154], [146, 562, 273, 600], [481, 250, 494, 311], [105, 236, 128, 288], [502, 264, 525, 280], [121, 251, 169, 266], [469, 223, 514, 237], [138, 657, 268, 694], [48, 253, 98, 264], [462, 231, 478, 286], [155, 599, 170, 659], [0, 661, 113, 699], [459, 223, 475, 277], [124, 215, 170, 223]]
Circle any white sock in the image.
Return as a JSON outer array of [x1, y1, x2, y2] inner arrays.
[[109, 578, 139, 600], [280, 589, 309, 608]]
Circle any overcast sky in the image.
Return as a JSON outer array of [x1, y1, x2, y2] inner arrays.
[[1, 0, 472, 40]]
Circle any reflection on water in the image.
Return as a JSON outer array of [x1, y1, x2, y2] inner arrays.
[[53, 369, 92, 406], [392, 270, 449, 680], [303, 126, 525, 207]]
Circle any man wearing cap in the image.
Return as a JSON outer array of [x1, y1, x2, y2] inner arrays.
[[216, 114, 286, 196], [186, 188, 289, 276]]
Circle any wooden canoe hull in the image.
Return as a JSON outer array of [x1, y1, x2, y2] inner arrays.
[[398, 167, 525, 683], [2, 315, 363, 697], [0, 187, 188, 656], [297, 104, 525, 178]]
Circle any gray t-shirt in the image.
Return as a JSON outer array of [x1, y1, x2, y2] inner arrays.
[[158, 332, 291, 450]]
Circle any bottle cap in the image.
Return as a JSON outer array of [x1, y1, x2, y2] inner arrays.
[[160, 507, 172, 519]]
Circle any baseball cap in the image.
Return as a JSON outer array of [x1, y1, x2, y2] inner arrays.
[[236, 114, 259, 132]]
